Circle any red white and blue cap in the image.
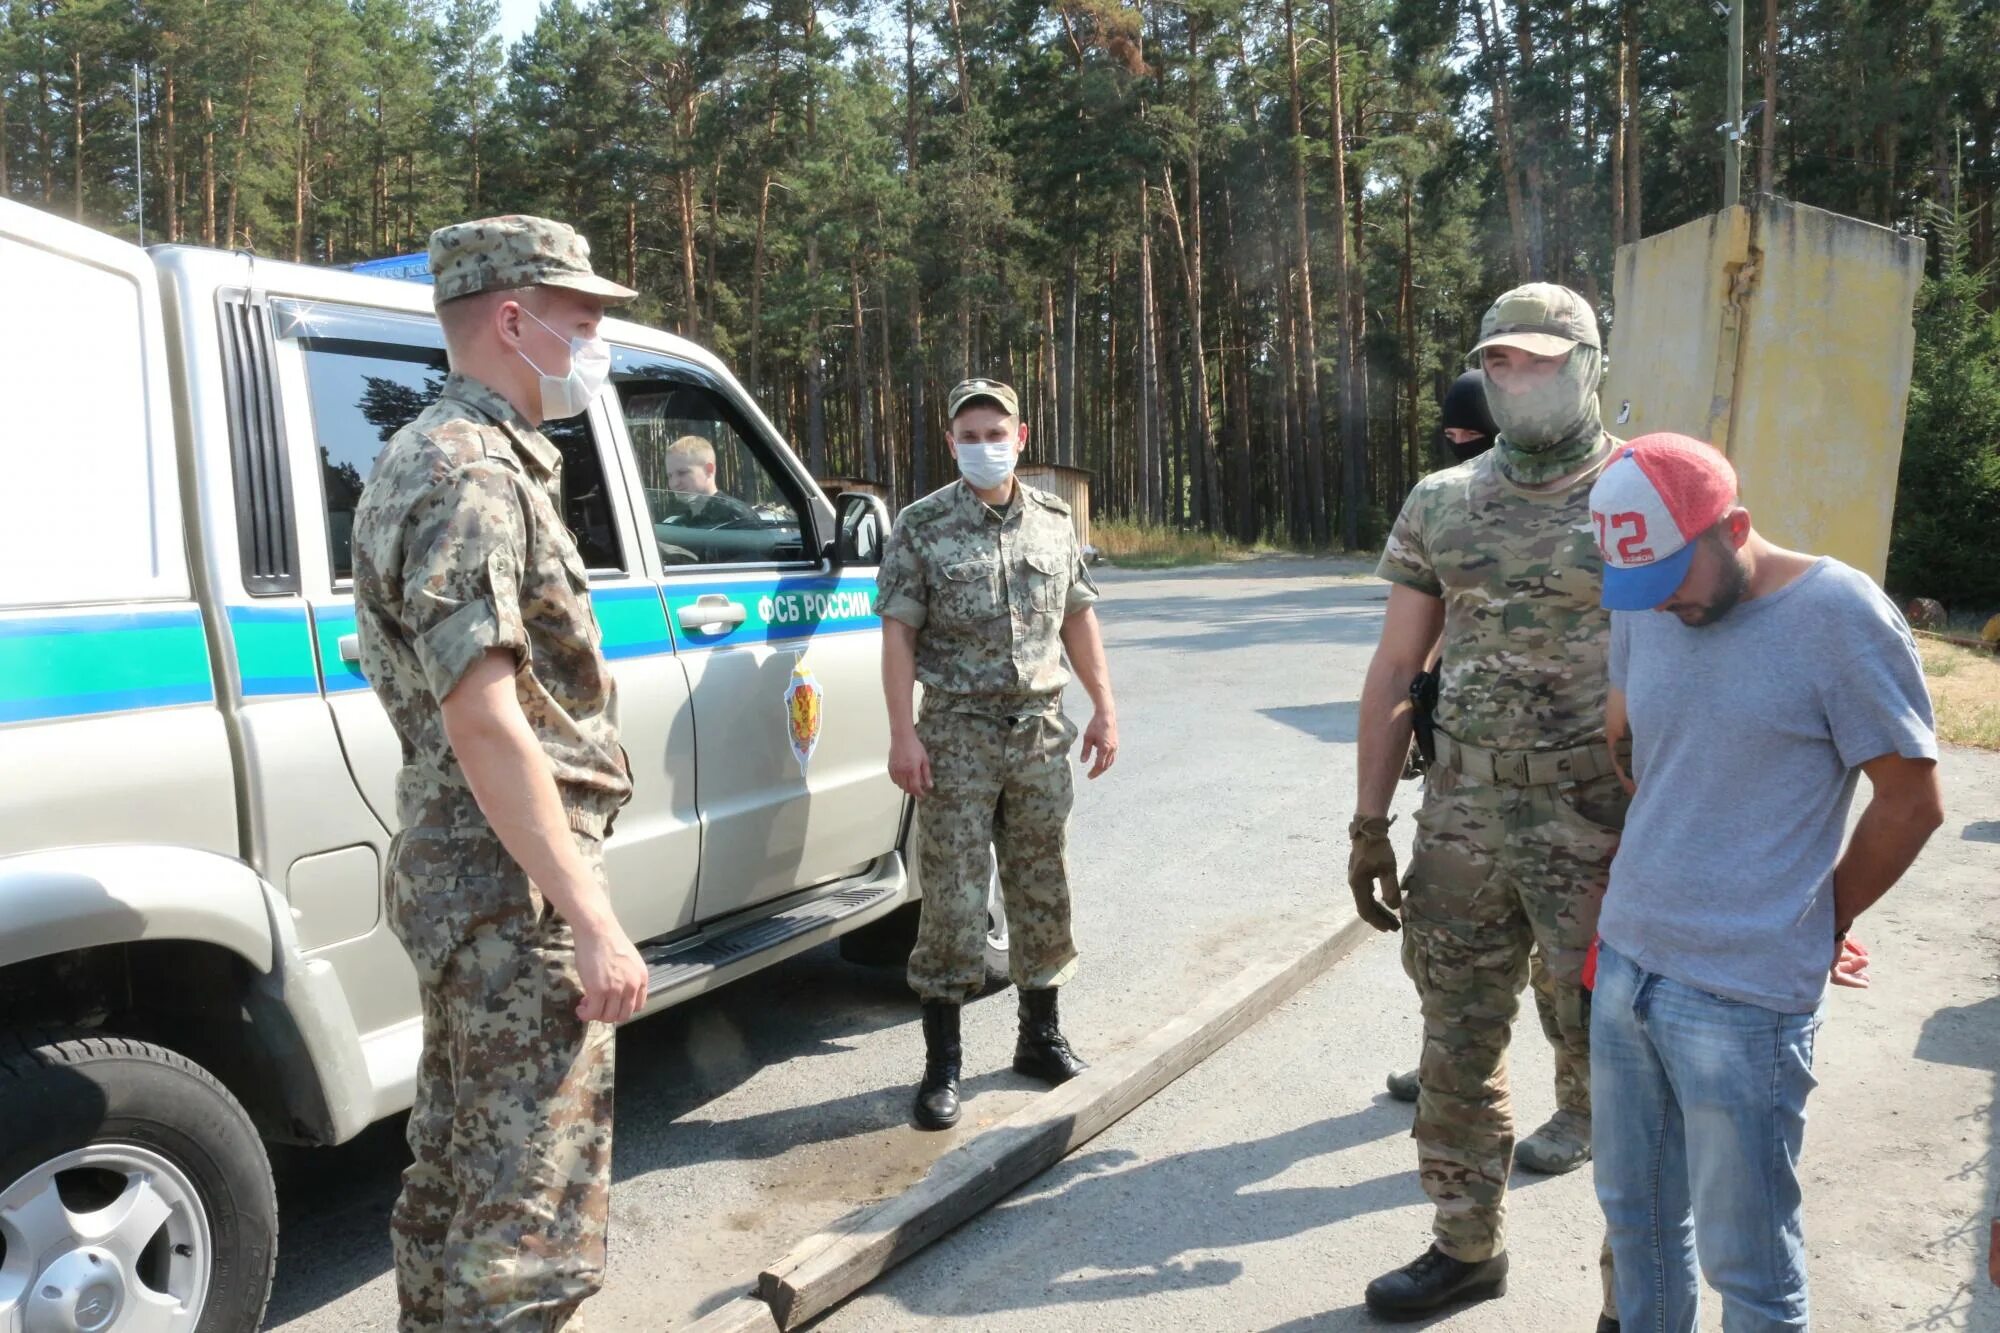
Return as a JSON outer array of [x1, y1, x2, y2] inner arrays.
[[1589, 433, 1739, 611]]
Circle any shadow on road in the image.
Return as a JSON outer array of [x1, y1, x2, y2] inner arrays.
[[1108, 582, 1386, 657], [834, 1103, 1412, 1323], [1259, 701, 1360, 745], [1912, 992, 2000, 1332], [264, 943, 956, 1326]]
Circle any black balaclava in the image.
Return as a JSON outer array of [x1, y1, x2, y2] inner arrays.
[[1440, 370, 1498, 464]]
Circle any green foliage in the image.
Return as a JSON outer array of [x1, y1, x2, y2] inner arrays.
[[1888, 202, 2000, 610], [2, 0, 1994, 551]]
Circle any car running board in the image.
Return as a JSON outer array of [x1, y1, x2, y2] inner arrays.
[[636, 855, 909, 1011]]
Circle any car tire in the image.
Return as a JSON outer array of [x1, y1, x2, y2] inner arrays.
[[0, 1030, 278, 1333], [839, 854, 1012, 997]]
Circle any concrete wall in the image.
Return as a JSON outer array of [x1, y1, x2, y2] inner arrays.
[[1603, 197, 1924, 582]]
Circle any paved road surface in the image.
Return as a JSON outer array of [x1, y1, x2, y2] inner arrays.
[[815, 743, 2000, 1330], [267, 556, 2000, 1332], [268, 555, 1406, 1330]]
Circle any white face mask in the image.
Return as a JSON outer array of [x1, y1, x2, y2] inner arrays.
[[955, 440, 1019, 491], [517, 306, 612, 420]]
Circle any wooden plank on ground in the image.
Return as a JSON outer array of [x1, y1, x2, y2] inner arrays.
[[755, 911, 1374, 1328]]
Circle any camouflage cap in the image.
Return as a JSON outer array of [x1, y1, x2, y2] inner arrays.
[[428, 215, 638, 307], [1469, 282, 1601, 358], [947, 377, 1020, 421]]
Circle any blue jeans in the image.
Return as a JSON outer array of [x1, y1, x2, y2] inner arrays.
[[1590, 942, 1822, 1332]]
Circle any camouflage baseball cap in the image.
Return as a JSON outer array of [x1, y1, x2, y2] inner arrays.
[[428, 215, 638, 306], [1469, 282, 1601, 358], [946, 377, 1019, 421]]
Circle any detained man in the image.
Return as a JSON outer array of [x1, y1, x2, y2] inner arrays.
[[1588, 432, 1943, 1332]]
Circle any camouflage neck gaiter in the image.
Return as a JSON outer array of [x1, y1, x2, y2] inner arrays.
[[1487, 348, 1606, 486]]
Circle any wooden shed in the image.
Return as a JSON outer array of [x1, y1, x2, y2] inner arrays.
[[1015, 463, 1093, 551]]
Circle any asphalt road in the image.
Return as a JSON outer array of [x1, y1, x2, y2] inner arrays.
[[813, 743, 2000, 1332], [265, 554, 1412, 1331]]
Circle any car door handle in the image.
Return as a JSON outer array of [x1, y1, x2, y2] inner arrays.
[[677, 596, 747, 632], [338, 633, 361, 663]]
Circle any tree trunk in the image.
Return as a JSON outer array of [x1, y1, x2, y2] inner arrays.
[[749, 169, 772, 395], [163, 63, 179, 241], [1758, 0, 1777, 195], [851, 258, 874, 481], [1611, 6, 1627, 253], [910, 303, 929, 499], [225, 71, 255, 248], [944, 0, 972, 112], [678, 165, 698, 338], [1472, 0, 1533, 278], [1328, 0, 1362, 547], [807, 234, 826, 473], [626, 198, 637, 289], [1281, 0, 1327, 546], [70, 49, 83, 220], [1623, 0, 1642, 242], [1138, 177, 1158, 523], [1400, 176, 1418, 498]]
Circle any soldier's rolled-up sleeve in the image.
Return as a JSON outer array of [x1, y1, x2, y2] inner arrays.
[[1376, 484, 1441, 597], [400, 460, 531, 701], [1064, 546, 1099, 616], [875, 523, 928, 629]]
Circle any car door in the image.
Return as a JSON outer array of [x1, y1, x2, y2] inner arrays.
[[0, 201, 238, 862], [271, 300, 703, 944], [606, 346, 903, 924]]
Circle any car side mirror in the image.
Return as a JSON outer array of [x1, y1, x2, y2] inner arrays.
[[833, 491, 892, 567]]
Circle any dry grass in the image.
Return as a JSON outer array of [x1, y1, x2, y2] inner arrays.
[[1091, 520, 1282, 569], [1918, 635, 2000, 750]]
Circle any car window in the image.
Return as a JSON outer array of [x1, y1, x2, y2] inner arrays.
[[294, 334, 625, 580], [612, 351, 810, 568]]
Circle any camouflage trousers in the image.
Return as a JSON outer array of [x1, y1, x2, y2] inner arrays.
[[907, 705, 1081, 1004], [1400, 765, 1627, 1264], [385, 826, 616, 1332]]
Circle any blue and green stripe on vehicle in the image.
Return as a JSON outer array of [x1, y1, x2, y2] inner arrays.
[[1, 573, 882, 723]]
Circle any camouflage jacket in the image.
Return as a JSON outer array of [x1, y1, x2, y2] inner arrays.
[[1377, 437, 1620, 753], [352, 371, 631, 836], [876, 479, 1099, 711]]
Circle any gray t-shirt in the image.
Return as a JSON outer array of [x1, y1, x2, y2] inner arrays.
[[1601, 558, 1937, 1013]]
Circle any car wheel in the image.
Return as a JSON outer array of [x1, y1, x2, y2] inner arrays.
[[0, 1031, 277, 1333]]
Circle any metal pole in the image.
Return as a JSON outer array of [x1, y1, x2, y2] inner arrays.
[[1724, 0, 1744, 207], [133, 62, 145, 244]]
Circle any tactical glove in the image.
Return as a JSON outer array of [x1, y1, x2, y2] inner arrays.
[[1346, 814, 1402, 932]]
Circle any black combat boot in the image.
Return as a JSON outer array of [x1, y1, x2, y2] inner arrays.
[[1012, 987, 1088, 1084], [913, 1001, 962, 1130], [1363, 1245, 1508, 1320], [1596, 1317, 1621, 1333]]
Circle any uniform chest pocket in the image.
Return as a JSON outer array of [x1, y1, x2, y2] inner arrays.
[[1021, 548, 1067, 615], [936, 558, 1003, 623]]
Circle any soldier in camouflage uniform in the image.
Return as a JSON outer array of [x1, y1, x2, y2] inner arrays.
[[1347, 285, 1628, 1326], [876, 377, 1118, 1131], [352, 215, 650, 1332]]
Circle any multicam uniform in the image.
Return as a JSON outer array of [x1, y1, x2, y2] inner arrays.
[[354, 371, 630, 1332], [875, 479, 1098, 1004], [1377, 441, 1629, 1265]]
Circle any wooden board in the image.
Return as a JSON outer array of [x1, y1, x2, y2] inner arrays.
[[754, 911, 1375, 1328]]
